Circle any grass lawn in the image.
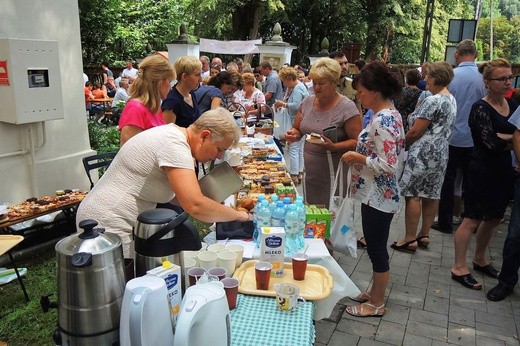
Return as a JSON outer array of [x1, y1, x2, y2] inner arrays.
[[0, 246, 58, 345]]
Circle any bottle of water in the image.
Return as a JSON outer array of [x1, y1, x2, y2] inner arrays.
[[282, 196, 292, 209], [252, 195, 266, 245], [269, 194, 279, 213], [271, 200, 286, 228], [255, 200, 271, 247], [295, 199, 306, 249], [285, 204, 300, 255]]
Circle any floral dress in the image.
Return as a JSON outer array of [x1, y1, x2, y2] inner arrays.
[[350, 108, 405, 214], [399, 93, 456, 199]]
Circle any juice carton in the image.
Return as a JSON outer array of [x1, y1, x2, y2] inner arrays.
[[318, 208, 331, 238], [147, 261, 182, 322], [260, 226, 285, 277], [304, 205, 318, 238]]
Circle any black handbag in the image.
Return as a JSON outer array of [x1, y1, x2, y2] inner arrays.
[[215, 220, 255, 240]]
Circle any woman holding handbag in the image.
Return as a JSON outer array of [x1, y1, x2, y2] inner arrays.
[[341, 61, 405, 317]]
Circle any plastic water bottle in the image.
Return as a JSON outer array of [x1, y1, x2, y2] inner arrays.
[[269, 194, 279, 213], [271, 200, 286, 228], [295, 199, 306, 249], [285, 204, 300, 255], [252, 195, 266, 245], [283, 197, 292, 209], [255, 200, 271, 247]]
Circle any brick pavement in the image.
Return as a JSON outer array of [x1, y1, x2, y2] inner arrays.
[[314, 202, 520, 345]]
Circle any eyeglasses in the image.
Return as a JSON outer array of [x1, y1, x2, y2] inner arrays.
[[254, 74, 260, 77], [489, 75, 514, 83]]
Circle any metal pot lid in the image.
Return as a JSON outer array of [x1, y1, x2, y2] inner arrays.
[[137, 208, 179, 224], [55, 219, 122, 256]]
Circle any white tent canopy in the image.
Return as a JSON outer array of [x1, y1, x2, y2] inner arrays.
[[199, 38, 262, 55]]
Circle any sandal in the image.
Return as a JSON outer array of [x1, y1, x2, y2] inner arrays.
[[451, 271, 482, 290], [473, 263, 500, 279], [416, 235, 430, 249], [390, 240, 417, 253], [357, 237, 367, 248], [350, 292, 371, 303], [346, 302, 385, 317], [290, 174, 300, 185]]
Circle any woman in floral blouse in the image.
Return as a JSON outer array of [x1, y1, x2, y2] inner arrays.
[[341, 61, 405, 317]]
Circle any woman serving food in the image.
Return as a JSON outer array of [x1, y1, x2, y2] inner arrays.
[[77, 108, 251, 257]]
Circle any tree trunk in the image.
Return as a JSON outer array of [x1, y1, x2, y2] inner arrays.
[[231, 0, 263, 40]]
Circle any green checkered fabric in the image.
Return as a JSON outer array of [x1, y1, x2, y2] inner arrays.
[[230, 294, 315, 346]]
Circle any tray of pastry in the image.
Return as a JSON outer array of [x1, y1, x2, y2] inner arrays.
[[233, 260, 334, 300]]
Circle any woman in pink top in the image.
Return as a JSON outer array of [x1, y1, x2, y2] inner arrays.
[[119, 55, 176, 145]]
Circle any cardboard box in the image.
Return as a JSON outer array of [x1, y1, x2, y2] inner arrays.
[[260, 227, 285, 277], [147, 261, 182, 321], [305, 205, 331, 239]]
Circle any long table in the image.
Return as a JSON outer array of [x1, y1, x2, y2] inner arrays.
[[212, 136, 360, 321]]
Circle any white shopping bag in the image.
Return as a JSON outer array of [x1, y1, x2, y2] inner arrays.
[[328, 161, 357, 258]]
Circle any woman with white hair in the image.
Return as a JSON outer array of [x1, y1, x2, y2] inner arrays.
[[77, 108, 251, 257]]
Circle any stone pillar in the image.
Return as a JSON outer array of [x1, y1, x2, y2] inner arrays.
[[309, 37, 330, 65], [166, 24, 200, 64], [255, 23, 296, 69]]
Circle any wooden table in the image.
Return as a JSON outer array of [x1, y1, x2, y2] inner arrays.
[[0, 197, 85, 237]]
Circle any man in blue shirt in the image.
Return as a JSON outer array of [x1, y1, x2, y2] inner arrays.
[[259, 61, 283, 118], [432, 39, 486, 234]]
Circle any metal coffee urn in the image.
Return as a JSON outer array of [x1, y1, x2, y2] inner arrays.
[[134, 208, 201, 280], [42, 219, 126, 345]]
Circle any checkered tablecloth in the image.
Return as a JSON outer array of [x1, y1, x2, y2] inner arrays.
[[230, 294, 315, 346]]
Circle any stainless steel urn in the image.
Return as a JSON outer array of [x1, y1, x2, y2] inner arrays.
[[54, 219, 125, 345], [134, 208, 201, 279]]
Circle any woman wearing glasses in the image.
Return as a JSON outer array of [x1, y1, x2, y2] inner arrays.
[[450, 58, 518, 290]]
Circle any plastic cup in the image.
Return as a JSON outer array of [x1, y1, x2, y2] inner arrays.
[[197, 251, 218, 270], [207, 243, 226, 254], [200, 242, 208, 251], [221, 277, 240, 310], [217, 251, 237, 277], [183, 258, 197, 288], [208, 267, 227, 281], [291, 253, 309, 281], [255, 261, 273, 290], [183, 250, 200, 267], [226, 244, 244, 268], [187, 267, 206, 286]]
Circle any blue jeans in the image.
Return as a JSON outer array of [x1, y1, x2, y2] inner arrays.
[[498, 184, 520, 288]]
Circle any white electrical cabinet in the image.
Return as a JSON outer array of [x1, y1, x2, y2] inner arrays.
[[0, 38, 64, 124]]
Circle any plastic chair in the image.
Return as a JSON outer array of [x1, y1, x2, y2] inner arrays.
[[0, 235, 29, 302], [82, 152, 117, 189]]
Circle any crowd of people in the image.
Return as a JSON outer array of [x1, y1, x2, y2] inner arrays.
[[80, 40, 520, 316]]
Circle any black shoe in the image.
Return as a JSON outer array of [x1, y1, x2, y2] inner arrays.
[[431, 221, 452, 234], [473, 263, 500, 279], [487, 282, 513, 301]]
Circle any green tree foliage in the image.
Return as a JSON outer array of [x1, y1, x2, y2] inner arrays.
[[477, 16, 519, 62], [78, 0, 519, 67]]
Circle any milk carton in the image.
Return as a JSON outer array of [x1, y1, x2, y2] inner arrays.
[[260, 226, 285, 277], [147, 261, 182, 322]]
